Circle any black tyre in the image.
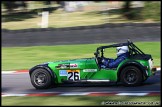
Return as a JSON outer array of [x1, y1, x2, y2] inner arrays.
[[120, 66, 143, 86], [30, 68, 52, 89]]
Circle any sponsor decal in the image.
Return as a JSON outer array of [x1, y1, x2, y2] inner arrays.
[[56, 63, 70, 69], [83, 69, 97, 72], [70, 64, 78, 68], [56, 63, 78, 69], [59, 70, 67, 76]]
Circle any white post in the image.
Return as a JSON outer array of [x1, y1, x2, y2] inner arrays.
[[41, 11, 49, 28]]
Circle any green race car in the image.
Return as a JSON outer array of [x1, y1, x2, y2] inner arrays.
[[29, 40, 157, 89]]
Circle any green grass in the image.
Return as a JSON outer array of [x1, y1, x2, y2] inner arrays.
[[141, 1, 161, 21], [2, 96, 160, 106], [2, 42, 160, 71], [1, 1, 161, 30]]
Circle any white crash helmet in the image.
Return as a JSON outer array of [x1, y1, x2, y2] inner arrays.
[[116, 46, 129, 56]]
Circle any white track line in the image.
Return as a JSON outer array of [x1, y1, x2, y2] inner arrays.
[[1, 71, 16, 74], [116, 93, 148, 96], [59, 92, 89, 96], [2, 94, 27, 97]]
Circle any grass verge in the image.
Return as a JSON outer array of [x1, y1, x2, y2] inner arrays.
[[2, 96, 160, 106], [2, 42, 160, 71]]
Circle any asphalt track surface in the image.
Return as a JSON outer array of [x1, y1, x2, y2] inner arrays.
[[2, 25, 160, 47], [2, 71, 160, 94]]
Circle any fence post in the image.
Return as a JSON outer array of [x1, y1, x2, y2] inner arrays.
[[41, 11, 49, 28]]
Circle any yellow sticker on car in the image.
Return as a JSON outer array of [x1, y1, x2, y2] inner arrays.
[[67, 70, 80, 72]]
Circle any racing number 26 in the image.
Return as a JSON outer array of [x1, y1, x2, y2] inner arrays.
[[68, 72, 80, 81]]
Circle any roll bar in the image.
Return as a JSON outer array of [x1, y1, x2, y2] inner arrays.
[[94, 40, 146, 58]]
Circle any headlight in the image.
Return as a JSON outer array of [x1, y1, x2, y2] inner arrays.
[[148, 59, 153, 70]]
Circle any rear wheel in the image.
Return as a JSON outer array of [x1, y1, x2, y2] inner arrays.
[[30, 68, 53, 89], [120, 66, 143, 86]]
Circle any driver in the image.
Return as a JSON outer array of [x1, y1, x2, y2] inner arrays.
[[101, 46, 129, 68]]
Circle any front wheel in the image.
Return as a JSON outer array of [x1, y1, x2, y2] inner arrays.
[[120, 66, 143, 86], [30, 68, 53, 89]]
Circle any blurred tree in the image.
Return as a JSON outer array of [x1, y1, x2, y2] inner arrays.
[[123, 1, 131, 12], [2, 1, 16, 12], [122, 1, 143, 20], [56, 1, 65, 8], [21, 1, 27, 9], [2, 1, 28, 13], [122, 1, 132, 19], [43, 1, 52, 5]]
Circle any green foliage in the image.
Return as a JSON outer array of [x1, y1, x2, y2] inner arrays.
[[2, 1, 27, 12], [141, 1, 161, 21], [121, 1, 160, 20]]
